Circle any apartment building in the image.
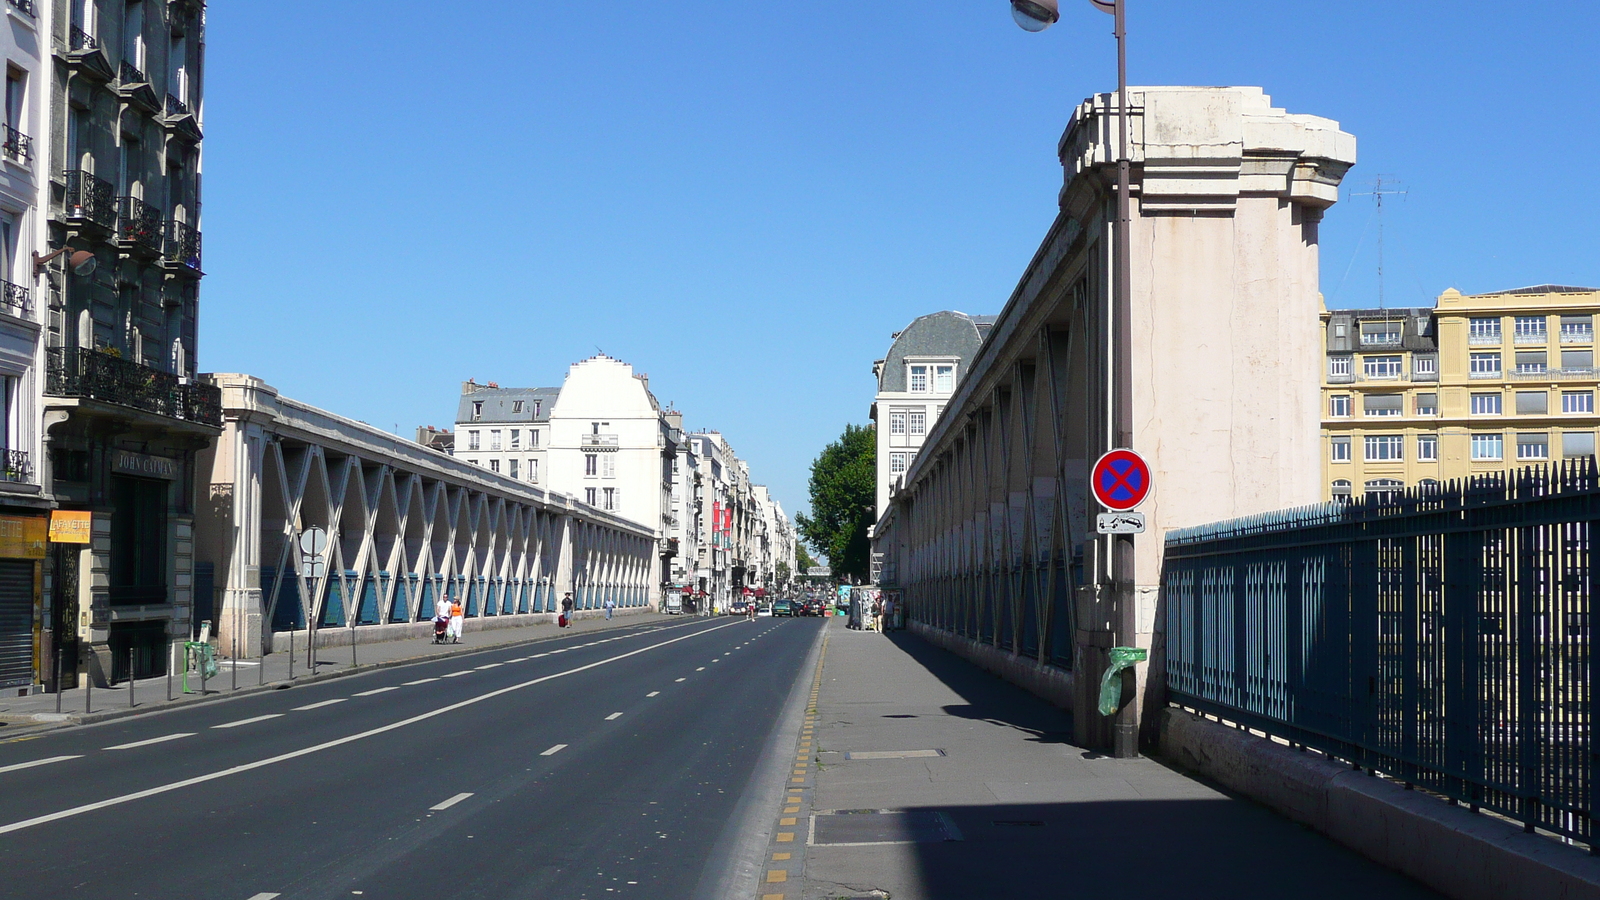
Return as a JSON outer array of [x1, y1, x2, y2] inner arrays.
[[1321, 285, 1600, 501], [869, 310, 992, 518], [454, 382, 557, 485]]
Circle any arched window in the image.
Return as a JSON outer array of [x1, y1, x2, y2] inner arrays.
[[1364, 478, 1404, 503], [1417, 478, 1440, 493], [1331, 479, 1352, 502]]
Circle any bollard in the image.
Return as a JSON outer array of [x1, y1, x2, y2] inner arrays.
[[200, 648, 208, 696], [231, 636, 238, 692], [351, 628, 357, 669], [128, 647, 135, 708], [84, 650, 92, 714], [288, 628, 294, 680], [54, 646, 63, 714], [166, 641, 173, 701], [259, 637, 265, 686]]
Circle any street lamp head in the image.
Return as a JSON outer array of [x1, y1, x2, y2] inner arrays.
[[1011, 0, 1059, 32], [69, 250, 97, 276]]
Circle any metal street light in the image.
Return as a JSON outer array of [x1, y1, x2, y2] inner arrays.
[[1013, 0, 1138, 759]]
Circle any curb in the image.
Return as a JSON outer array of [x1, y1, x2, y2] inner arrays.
[[758, 629, 828, 899]]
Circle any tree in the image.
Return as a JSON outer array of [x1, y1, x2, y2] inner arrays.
[[796, 544, 820, 574], [775, 560, 791, 585], [796, 424, 875, 583]]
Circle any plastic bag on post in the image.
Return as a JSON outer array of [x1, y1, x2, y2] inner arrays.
[[1097, 646, 1147, 717]]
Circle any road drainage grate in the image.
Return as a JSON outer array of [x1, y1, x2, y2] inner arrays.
[[810, 809, 963, 846]]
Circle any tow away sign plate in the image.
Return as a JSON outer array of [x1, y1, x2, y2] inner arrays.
[[1096, 512, 1146, 535]]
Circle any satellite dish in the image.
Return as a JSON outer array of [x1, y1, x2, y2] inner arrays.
[[69, 251, 97, 276]]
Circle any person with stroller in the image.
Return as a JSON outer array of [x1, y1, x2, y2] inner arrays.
[[433, 593, 452, 644]]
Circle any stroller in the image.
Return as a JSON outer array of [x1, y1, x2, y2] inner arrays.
[[433, 615, 450, 644]]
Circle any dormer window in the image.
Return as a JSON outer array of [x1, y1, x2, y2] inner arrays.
[[908, 365, 928, 392], [935, 365, 955, 392]]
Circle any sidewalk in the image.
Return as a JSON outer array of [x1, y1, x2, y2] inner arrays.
[[784, 617, 1441, 900], [0, 609, 675, 733]]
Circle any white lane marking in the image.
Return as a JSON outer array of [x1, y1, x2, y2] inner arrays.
[[293, 699, 348, 711], [647, 691, 660, 697], [0, 755, 83, 774], [245, 894, 281, 900], [429, 792, 474, 811], [605, 712, 623, 721], [712, 659, 721, 662], [675, 678, 686, 682], [531, 653, 550, 658], [212, 714, 283, 730], [474, 663, 502, 670], [696, 667, 705, 672], [354, 687, 399, 697], [442, 671, 472, 678], [403, 678, 440, 686], [550, 649, 568, 654], [104, 733, 195, 751], [0, 619, 741, 836], [506, 658, 528, 663]]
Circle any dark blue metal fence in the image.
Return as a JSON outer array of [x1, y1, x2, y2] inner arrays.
[[1164, 460, 1598, 846]]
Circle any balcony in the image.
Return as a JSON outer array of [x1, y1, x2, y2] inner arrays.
[[1561, 327, 1594, 344], [581, 433, 620, 449], [1513, 330, 1548, 345], [1511, 367, 1600, 382], [64, 28, 113, 82], [1360, 335, 1403, 349], [1469, 369, 1503, 380], [7, 0, 36, 17], [116, 62, 160, 113], [0, 449, 31, 484], [0, 279, 29, 318], [63, 170, 117, 230], [162, 93, 202, 143], [1468, 333, 1502, 346], [116, 196, 164, 255], [1, 125, 32, 165], [163, 220, 202, 273], [46, 347, 222, 428]]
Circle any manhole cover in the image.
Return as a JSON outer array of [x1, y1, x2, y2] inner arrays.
[[844, 749, 945, 760], [811, 809, 962, 845]]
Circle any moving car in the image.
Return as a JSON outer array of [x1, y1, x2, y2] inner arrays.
[[773, 599, 794, 617], [729, 599, 750, 616]]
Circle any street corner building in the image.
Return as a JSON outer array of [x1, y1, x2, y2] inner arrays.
[[870, 86, 1356, 750]]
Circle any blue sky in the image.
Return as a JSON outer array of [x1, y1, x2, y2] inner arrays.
[[200, 0, 1600, 523]]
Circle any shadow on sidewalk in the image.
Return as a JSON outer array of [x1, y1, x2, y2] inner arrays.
[[880, 631, 1075, 746]]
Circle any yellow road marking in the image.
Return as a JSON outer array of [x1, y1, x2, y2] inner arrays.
[[766, 870, 788, 883], [780, 817, 797, 825], [773, 852, 791, 860], [777, 832, 795, 842]]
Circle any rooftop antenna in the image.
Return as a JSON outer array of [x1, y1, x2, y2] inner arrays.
[[1351, 175, 1406, 310]]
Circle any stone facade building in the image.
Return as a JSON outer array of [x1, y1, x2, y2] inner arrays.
[[454, 382, 557, 486]]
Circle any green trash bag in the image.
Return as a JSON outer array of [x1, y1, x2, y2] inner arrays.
[[1097, 646, 1148, 717]]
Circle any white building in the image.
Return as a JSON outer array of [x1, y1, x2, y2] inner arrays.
[[870, 311, 993, 519], [454, 382, 557, 486]]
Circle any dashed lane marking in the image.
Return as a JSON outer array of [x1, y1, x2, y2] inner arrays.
[[647, 691, 660, 697], [442, 671, 473, 678], [0, 756, 82, 774], [605, 712, 623, 721], [104, 733, 195, 751], [403, 678, 440, 686], [675, 678, 686, 682], [212, 715, 283, 730], [541, 744, 568, 756], [696, 667, 705, 672], [293, 699, 348, 711], [429, 792, 474, 811], [244, 894, 281, 900], [474, 663, 503, 670], [353, 687, 399, 697]]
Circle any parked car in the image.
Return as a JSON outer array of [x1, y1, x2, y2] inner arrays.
[[756, 603, 774, 617], [773, 599, 794, 617]]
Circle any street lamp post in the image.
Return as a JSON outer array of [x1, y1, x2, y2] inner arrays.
[[1011, 0, 1138, 758]]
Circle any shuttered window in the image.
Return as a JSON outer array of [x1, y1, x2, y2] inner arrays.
[[1516, 391, 1548, 415]]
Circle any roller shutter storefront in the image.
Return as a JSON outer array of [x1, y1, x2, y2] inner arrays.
[[0, 559, 34, 688]]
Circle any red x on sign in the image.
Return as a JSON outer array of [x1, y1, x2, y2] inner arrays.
[[1091, 449, 1151, 512]]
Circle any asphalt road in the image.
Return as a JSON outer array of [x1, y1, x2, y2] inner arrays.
[[0, 614, 824, 899]]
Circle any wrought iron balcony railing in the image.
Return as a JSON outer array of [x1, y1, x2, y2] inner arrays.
[[45, 347, 222, 427], [0, 124, 31, 164], [69, 26, 97, 52], [0, 449, 30, 484], [64, 169, 117, 229], [116, 196, 163, 254], [164, 220, 201, 270], [1467, 333, 1501, 345], [0, 279, 29, 317], [1561, 327, 1594, 344], [119, 61, 148, 85], [6, 0, 37, 18], [165, 94, 190, 117]]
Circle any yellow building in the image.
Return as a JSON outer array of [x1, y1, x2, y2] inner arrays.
[[1321, 285, 1600, 501]]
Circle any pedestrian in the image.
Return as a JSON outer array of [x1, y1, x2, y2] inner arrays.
[[561, 592, 575, 628], [434, 593, 453, 644], [448, 596, 464, 643], [604, 596, 616, 620]]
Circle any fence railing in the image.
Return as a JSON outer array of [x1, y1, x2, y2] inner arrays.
[[1163, 462, 1600, 846], [45, 347, 221, 427]]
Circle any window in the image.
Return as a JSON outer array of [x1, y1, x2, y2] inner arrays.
[[529, 459, 539, 482], [1364, 355, 1402, 378], [1360, 321, 1402, 347], [509, 429, 520, 449], [489, 429, 501, 451], [1470, 393, 1502, 415], [934, 365, 955, 392], [1514, 316, 1547, 342], [1470, 353, 1502, 377], [512, 400, 524, 413], [1414, 356, 1437, 377], [1331, 479, 1353, 501], [467, 430, 480, 450], [123, 0, 145, 72], [1364, 394, 1402, 417], [1415, 393, 1438, 416], [1516, 391, 1549, 415], [1328, 356, 1351, 377], [1471, 434, 1504, 460], [1364, 479, 1404, 502], [530, 429, 540, 448], [602, 455, 616, 478], [1516, 351, 1548, 373], [0, 211, 15, 284], [508, 459, 519, 479], [3, 68, 23, 163], [584, 453, 598, 476], [1469, 317, 1501, 343], [1563, 432, 1596, 459], [1418, 478, 1440, 493], [1517, 433, 1549, 460], [533, 400, 541, 416], [889, 452, 908, 475], [585, 487, 597, 505], [1563, 391, 1594, 414], [908, 365, 929, 392], [909, 411, 927, 436], [467, 459, 478, 467], [489, 459, 500, 473], [1562, 349, 1594, 370], [1330, 436, 1351, 463], [889, 412, 906, 435], [471, 401, 482, 421], [1417, 434, 1438, 461], [1561, 315, 1593, 343], [1364, 435, 1403, 461], [1329, 395, 1351, 417], [602, 487, 616, 511]]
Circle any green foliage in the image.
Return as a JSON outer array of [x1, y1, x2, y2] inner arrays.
[[795, 424, 876, 583], [796, 544, 820, 574], [775, 560, 791, 584]]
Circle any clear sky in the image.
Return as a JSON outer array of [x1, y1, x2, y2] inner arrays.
[[200, 0, 1600, 522]]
